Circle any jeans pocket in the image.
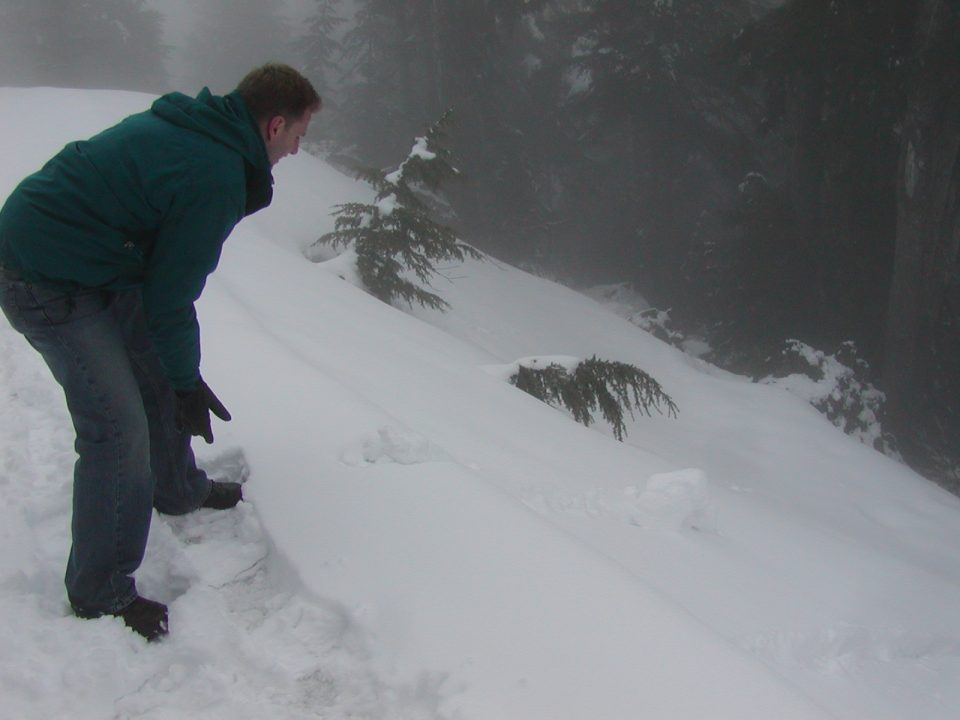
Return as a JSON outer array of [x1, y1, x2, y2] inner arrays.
[[15, 283, 108, 327]]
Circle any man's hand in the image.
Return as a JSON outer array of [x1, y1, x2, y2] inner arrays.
[[175, 378, 231, 444]]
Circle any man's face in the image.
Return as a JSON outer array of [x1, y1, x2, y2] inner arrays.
[[264, 110, 313, 166]]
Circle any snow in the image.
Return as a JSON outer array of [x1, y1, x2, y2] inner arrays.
[[384, 137, 436, 186], [409, 136, 436, 162], [3, 87, 960, 719], [761, 340, 887, 448], [481, 355, 583, 383]]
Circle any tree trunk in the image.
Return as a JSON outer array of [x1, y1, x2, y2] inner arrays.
[[883, 0, 960, 428]]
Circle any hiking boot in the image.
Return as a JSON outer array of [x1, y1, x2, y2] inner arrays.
[[201, 480, 243, 510], [112, 597, 169, 642]]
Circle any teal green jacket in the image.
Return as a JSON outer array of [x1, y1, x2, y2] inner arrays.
[[0, 89, 273, 390]]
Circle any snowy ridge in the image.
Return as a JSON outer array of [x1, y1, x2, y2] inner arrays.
[[2, 87, 960, 719]]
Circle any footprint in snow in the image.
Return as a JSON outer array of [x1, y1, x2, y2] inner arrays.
[[340, 425, 450, 467], [131, 447, 458, 719]]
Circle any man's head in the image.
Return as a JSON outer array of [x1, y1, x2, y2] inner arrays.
[[236, 63, 321, 166]]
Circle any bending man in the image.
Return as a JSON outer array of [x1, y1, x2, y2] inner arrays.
[[0, 63, 320, 641]]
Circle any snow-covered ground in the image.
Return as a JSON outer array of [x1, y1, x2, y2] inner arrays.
[[2, 87, 960, 719]]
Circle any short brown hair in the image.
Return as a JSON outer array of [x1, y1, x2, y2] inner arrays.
[[236, 63, 321, 122]]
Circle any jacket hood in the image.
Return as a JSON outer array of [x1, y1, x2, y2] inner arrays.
[[151, 89, 274, 214], [152, 88, 270, 171]]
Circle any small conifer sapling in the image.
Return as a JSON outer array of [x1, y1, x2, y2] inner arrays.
[[510, 356, 678, 441], [316, 110, 481, 310]]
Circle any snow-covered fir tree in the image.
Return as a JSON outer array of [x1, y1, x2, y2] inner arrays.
[[317, 110, 481, 311]]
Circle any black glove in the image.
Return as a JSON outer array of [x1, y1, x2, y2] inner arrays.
[[175, 378, 231, 444]]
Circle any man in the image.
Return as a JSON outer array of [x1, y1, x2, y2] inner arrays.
[[0, 63, 320, 641]]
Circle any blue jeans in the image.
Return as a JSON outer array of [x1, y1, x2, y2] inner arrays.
[[0, 269, 211, 616]]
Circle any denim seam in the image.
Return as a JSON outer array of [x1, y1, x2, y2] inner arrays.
[[51, 324, 134, 615], [104, 293, 135, 609]]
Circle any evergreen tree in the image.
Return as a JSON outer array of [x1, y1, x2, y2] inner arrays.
[[705, 0, 960, 485], [302, 0, 960, 485], [293, 0, 344, 151], [427, 0, 562, 263], [556, 0, 755, 290], [334, 0, 560, 263], [317, 111, 481, 310], [727, 0, 905, 358], [298, 0, 345, 105], [336, 1, 435, 165], [882, 0, 960, 479], [0, 0, 167, 91], [179, 0, 290, 93], [510, 356, 678, 441]]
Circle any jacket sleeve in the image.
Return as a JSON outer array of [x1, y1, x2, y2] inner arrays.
[[141, 173, 244, 391]]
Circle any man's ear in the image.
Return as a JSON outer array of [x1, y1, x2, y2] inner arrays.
[[265, 115, 285, 140]]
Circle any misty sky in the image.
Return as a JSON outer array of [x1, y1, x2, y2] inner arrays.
[[148, 0, 314, 41], [146, 0, 318, 90]]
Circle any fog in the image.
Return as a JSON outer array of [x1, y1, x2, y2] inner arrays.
[[0, 0, 957, 487], [0, 0, 319, 94]]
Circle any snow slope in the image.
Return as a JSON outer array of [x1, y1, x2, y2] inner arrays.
[[2, 87, 960, 719]]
